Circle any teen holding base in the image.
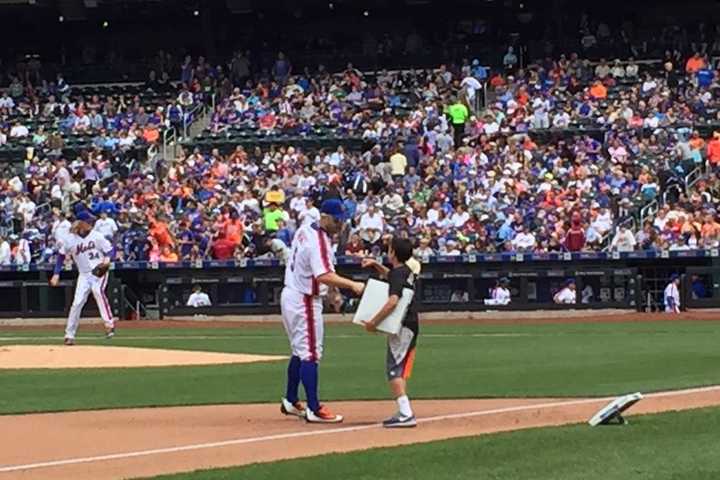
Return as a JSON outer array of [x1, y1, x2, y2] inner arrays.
[[361, 237, 420, 428]]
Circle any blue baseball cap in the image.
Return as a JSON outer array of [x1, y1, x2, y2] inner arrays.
[[320, 198, 345, 221], [76, 210, 95, 224]]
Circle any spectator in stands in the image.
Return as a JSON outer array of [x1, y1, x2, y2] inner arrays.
[[685, 52, 706, 74], [94, 211, 118, 240], [0, 235, 10, 265], [564, 212, 586, 252], [502, 47, 518, 72], [611, 224, 638, 251]]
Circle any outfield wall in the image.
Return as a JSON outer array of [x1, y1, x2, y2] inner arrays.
[[3, 251, 720, 319]]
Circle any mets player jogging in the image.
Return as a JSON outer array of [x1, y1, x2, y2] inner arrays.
[[361, 237, 419, 428], [280, 199, 365, 424], [50, 219, 115, 345]]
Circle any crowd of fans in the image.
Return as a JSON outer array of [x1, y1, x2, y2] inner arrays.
[[2, 45, 720, 266]]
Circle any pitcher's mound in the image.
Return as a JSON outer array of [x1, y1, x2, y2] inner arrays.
[[0, 345, 285, 369]]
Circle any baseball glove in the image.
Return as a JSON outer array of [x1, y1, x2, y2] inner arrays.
[[91, 263, 110, 278]]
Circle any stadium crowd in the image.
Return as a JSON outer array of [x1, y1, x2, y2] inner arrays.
[[2, 45, 720, 266]]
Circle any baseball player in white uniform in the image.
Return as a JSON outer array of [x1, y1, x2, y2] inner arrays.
[[484, 278, 511, 305], [280, 199, 365, 424], [664, 274, 681, 313], [50, 220, 115, 345], [554, 279, 577, 304]]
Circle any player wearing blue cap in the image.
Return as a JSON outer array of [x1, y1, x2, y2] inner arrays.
[[280, 199, 365, 423]]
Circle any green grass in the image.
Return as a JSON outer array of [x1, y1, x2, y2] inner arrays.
[[149, 406, 720, 480], [1, 321, 720, 414]]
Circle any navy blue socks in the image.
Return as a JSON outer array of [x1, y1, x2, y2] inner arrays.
[[285, 355, 301, 403], [300, 360, 320, 412]]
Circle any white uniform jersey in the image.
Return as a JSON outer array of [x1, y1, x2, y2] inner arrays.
[[491, 287, 511, 305], [61, 230, 112, 274], [284, 223, 335, 297], [554, 287, 576, 304], [187, 292, 212, 307], [484, 286, 511, 306], [664, 282, 680, 313]]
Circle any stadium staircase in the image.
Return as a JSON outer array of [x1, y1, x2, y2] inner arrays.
[[162, 93, 215, 161]]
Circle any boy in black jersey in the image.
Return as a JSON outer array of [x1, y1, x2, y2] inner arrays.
[[361, 237, 419, 428]]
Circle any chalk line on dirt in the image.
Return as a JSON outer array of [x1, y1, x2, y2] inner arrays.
[[1, 384, 719, 475]]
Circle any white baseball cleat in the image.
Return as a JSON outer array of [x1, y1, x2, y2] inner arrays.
[[281, 398, 306, 418], [305, 405, 343, 424]]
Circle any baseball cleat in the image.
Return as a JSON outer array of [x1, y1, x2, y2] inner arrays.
[[105, 327, 115, 339], [281, 398, 306, 418], [382, 414, 417, 428], [306, 405, 343, 424], [64, 337, 75, 346]]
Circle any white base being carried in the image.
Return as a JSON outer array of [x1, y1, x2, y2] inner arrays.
[[352, 278, 414, 335]]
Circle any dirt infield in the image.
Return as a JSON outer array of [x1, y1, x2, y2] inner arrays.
[[1, 386, 719, 480], [0, 345, 285, 369]]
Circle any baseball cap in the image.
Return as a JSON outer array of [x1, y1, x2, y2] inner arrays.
[[320, 199, 345, 221], [406, 258, 421, 275], [76, 210, 95, 224]]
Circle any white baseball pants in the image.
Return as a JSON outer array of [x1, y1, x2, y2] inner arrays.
[[65, 272, 115, 340], [280, 288, 324, 362]]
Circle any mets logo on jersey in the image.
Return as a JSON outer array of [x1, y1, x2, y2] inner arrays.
[[76, 241, 96, 255]]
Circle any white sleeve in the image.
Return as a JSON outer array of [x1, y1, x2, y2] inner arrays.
[[308, 231, 334, 278], [201, 293, 211, 306], [60, 238, 71, 256]]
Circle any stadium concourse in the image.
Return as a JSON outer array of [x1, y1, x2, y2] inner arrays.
[[3, 48, 720, 267]]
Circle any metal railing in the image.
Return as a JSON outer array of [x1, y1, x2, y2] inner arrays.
[[639, 199, 659, 227], [121, 284, 147, 320], [685, 165, 704, 192], [162, 127, 177, 162]]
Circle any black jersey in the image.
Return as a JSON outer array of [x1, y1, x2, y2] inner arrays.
[[388, 264, 419, 332]]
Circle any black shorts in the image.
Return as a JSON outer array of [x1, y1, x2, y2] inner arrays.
[[385, 326, 418, 381]]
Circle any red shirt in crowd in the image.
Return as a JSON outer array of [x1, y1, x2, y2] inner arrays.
[[211, 237, 236, 260]]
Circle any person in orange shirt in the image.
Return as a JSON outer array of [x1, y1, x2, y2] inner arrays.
[[686, 53, 706, 74], [143, 124, 160, 144], [489, 73, 506, 88], [150, 217, 175, 248], [589, 81, 607, 99], [689, 131, 705, 151], [225, 210, 245, 245], [516, 87, 529, 106], [159, 245, 179, 263], [707, 132, 720, 166], [211, 159, 229, 179]]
